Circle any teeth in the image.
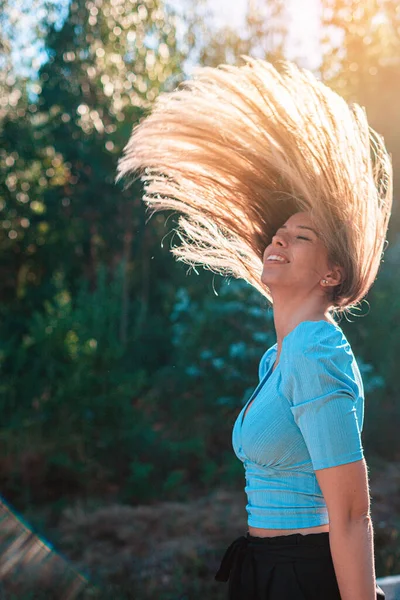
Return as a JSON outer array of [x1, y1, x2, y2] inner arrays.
[[267, 255, 287, 262]]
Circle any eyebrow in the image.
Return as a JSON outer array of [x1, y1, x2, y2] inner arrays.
[[277, 225, 319, 237]]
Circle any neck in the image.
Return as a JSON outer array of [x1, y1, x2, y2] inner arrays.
[[270, 294, 333, 356]]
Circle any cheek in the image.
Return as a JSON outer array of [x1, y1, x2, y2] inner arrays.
[[294, 245, 315, 260], [263, 246, 271, 262], [294, 246, 321, 272]]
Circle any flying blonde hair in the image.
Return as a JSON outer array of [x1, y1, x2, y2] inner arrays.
[[116, 55, 393, 316]]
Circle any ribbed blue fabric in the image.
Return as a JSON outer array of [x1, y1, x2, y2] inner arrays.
[[232, 320, 364, 529]]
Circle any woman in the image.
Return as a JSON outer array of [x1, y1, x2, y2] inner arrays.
[[117, 57, 392, 599], [215, 208, 386, 600]]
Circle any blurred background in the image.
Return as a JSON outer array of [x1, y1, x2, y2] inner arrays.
[[1, 0, 400, 597]]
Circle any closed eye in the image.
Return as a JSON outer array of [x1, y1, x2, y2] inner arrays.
[[272, 229, 314, 242]]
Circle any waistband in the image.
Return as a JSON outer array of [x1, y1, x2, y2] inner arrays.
[[215, 531, 330, 584], [247, 531, 330, 546]]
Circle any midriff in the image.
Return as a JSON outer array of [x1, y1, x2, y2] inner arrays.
[[248, 523, 330, 537]]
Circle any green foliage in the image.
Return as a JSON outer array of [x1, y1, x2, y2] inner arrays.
[[0, 0, 184, 313], [350, 238, 400, 459], [0, 265, 167, 502], [0, 0, 190, 507]]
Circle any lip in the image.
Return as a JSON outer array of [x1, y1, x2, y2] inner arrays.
[[265, 252, 290, 264]]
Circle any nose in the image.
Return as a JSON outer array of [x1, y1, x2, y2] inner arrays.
[[264, 232, 287, 261], [271, 232, 288, 247]]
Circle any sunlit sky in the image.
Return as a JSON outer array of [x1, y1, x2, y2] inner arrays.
[[209, 0, 322, 70]]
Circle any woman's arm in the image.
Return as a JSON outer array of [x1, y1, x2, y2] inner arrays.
[[329, 514, 376, 600], [316, 458, 377, 600]]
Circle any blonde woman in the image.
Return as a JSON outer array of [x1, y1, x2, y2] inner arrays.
[[117, 57, 391, 600]]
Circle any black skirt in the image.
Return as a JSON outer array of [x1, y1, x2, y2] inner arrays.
[[215, 531, 386, 600]]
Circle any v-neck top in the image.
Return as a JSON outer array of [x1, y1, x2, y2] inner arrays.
[[232, 320, 365, 529]]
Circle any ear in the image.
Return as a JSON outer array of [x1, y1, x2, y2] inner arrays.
[[325, 264, 345, 287]]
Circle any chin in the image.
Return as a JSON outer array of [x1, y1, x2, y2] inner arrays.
[[261, 274, 274, 286], [261, 271, 279, 283]]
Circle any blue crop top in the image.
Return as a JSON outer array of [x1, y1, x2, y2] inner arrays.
[[232, 319, 364, 529]]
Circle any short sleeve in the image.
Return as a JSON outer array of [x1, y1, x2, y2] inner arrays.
[[280, 322, 364, 470]]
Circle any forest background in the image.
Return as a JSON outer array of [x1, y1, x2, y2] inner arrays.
[[1, 0, 400, 597]]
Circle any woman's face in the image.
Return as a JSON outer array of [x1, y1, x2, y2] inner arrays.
[[261, 211, 341, 296]]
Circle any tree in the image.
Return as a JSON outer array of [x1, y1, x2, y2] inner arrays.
[[181, 0, 289, 69], [320, 0, 400, 232], [0, 0, 186, 334]]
